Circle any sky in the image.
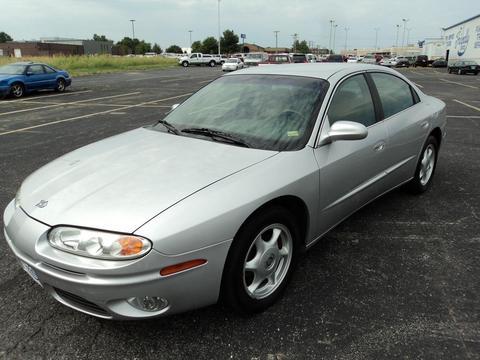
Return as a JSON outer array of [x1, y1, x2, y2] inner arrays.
[[1, 0, 477, 51]]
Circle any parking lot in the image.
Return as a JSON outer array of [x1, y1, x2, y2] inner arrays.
[[0, 66, 479, 359]]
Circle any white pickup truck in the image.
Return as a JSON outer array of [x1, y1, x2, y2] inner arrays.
[[179, 53, 223, 67]]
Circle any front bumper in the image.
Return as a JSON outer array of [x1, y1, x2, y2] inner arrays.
[[0, 85, 10, 98], [3, 200, 231, 319]]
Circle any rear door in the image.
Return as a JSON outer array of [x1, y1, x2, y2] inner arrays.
[[24, 64, 48, 90], [314, 73, 390, 235], [367, 72, 428, 188]]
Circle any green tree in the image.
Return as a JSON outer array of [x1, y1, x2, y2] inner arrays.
[[0, 31, 13, 43], [220, 29, 239, 54], [191, 40, 202, 53], [93, 34, 110, 42], [152, 43, 162, 54], [201, 37, 218, 54], [135, 40, 152, 54], [293, 40, 309, 53], [166, 44, 182, 53], [116, 37, 138, 54]]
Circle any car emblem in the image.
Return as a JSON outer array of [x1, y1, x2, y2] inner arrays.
[[35, 200, 48, 208]]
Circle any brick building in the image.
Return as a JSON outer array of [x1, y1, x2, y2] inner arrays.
[[0, 41, 83, 57]]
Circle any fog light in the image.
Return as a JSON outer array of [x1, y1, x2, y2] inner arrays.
[[127, 296, 168, 312]]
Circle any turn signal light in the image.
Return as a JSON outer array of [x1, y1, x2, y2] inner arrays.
[[160, 259, 207, 276]]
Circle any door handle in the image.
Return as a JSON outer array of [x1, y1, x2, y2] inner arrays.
[[373, 141, 386, 152], [421, 121, 429, 129]]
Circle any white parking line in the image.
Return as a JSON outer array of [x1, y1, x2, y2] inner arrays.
[[440, 79, 479, 89], [0, 92, 141, 117], [0, 92, 192, 136], [20, 100, 172, 108], [0, 90, 93, 105], [447, 115, 480, 118], [412, 82, 424, 88], [453, 99, 480, 112]]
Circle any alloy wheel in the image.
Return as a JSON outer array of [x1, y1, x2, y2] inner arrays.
[[11, 84, 23, 98], [419, 144, 436, 186]]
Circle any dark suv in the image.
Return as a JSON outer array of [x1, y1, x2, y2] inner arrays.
[[413, 55, 428, 67], [290, 53, 308, 63], [448, 61, 479, 75], [325, 54, 345, 63]]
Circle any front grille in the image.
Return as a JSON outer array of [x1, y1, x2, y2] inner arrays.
[[54, 288, 109, 316]]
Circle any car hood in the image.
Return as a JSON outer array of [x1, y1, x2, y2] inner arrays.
[[20, 127, 277, 233]]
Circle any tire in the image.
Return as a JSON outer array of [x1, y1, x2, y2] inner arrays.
[[55, 78, 66, 92], [458, 69, 462, 75], [10, 83, 24, 98], [408, 135, 439, 194], [448, 68, 452, 74], [209, 61, 216, 67], [182, 61, 189, 67], [475, 71, 479, 76], [221, 206, 299, 315]]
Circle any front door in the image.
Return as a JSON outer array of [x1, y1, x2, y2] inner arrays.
[[24, 64, 48, 90]]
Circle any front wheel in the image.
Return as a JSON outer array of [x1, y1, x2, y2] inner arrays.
[[182, 61, 189, 67], [55, 78, 66, 92], [458, 69, 462, 75], [408, 135, 439, 194], [221, 207, 299, 314], [10, 83, 24, 98], [209, 61, 216, 67]]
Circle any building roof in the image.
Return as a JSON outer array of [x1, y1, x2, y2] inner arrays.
[[443, 14, 480, 30], [224, 63, 386, 80]]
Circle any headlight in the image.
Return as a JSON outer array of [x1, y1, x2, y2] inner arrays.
[[48, 227, 152, 260]]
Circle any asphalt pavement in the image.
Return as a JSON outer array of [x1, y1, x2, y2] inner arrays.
[[0, 65, 479, 360]]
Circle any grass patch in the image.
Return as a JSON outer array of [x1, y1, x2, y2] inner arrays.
[[0, 55, 178, 76]]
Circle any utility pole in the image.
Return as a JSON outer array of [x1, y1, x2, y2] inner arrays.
[[332, 24, 338, 54], [395, 24, 400, 48], [344, 27, 349, 52], [274, 30, 280, 53], [130, 19, 136, 54], [328, 19, 335, 53], [374, 27, 380, 50], [217, 0, 221, 56], [188, 30, 193, 48], [402, 18, 409, 48]]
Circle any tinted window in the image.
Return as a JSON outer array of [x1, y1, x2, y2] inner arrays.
[[371, 73, 415, 118], [156, 75, 329, 151], [327, 74, 376, 127], [28, 65, 45, 75]]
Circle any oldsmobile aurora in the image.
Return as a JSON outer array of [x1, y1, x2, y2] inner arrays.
[[3, 64, 446, 319]]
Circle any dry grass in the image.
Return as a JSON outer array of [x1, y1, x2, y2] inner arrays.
[[0, 55, 178, 76]]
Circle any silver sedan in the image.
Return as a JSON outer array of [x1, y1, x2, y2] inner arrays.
[[3, 64, 446, 319]]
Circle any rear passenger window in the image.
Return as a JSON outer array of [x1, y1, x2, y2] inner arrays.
[[327, 74, 376, 127], [370, 73, 415, 118]]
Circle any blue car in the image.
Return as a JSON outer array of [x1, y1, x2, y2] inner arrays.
[[0, 62, 72, 99]]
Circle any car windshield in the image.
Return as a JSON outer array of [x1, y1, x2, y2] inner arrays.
[[245, 54, 263, 60], [0, 64, 27, 75], [153, 75, 329, 151], [226, 59, 238, 63]]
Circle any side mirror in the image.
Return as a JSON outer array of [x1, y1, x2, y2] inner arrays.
[[171, 104, 180, 111], [319, 121, 368, 146]]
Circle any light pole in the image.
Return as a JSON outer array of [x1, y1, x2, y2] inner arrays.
[[328, 19, 335, 53], [344, 27, 349, 52], [332, 24, 338, 54], [402, 18, 409, 48], [274, 30, 280, 53], [395, 24, 400, 48], [217, 0, 221, 56], [130, 19, 136, 54], [374, 27, 380, 50], [188, 30, 193, 48]]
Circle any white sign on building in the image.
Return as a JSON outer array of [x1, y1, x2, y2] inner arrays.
[[444, 14, 480, 64]]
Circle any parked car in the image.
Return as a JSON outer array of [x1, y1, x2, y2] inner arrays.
[[413, 55, 429, 67], [447, 61, 479, 75], [178, 53, 220, 67], [290, 53, 308, 63], [325, 54, 344, 63], [432, 59, 447, 68], [4, 64, 446, 319], [360, 54, 377, 64], [306, 54, 317, 63], [0, 62, 71, 99], [244, 52, 269, 66], [261, 54, 292, 65], [380, 57, 410, 68], [347, 56, 359, 63], [222, 58, 245, 71]]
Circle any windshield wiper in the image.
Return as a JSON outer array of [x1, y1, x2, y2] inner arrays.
[[181, 127, 250, 148], [157, 119, 181, 135]]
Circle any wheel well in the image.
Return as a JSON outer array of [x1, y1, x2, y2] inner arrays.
[[11, 81, 24, 88], [241, 196, 310, 248], [430, 127, 442, 147]]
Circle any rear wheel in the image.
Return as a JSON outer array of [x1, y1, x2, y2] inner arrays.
[[209, 60, 216, 67], [458, 69, 463, 75], [408, 135, 438, 194], [10, 83, 24, 98], [55, 78, 66, 92], [182, 61, 189, 67], [222, 207, 299, 314]]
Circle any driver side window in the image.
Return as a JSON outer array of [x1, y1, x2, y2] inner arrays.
[[327, 74, 376, 127]]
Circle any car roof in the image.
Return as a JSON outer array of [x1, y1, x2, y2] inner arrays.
[[8, 62, 35, 66], [225, 63, 385, 80]]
